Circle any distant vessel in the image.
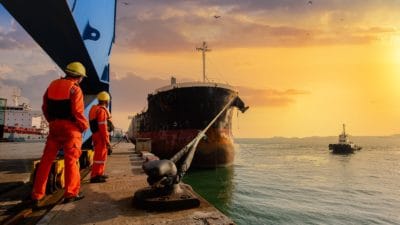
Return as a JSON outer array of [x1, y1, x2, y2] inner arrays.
[[328, 124, 361, 154], [0, 94, 48, 142], [127, 42, 248, 168]]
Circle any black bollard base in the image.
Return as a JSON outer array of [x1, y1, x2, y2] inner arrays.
[[132, 184, 200, 211]]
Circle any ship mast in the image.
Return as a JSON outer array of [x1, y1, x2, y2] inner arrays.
[[196, 41, 211, 82], [339, 123, 348, 143], [12, 88, 21, 107]]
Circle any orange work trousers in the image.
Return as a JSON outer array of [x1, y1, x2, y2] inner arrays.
[[32, 120, 82, 200], [90, 132, 108, 178]]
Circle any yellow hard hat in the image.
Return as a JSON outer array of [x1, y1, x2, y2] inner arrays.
[[65, 62, 87, 77], [97, 91, 110, 102]]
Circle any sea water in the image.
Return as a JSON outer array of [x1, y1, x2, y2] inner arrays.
[[184, 137, 400, 225]]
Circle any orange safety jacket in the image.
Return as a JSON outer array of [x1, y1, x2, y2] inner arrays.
[[42, 77, 88, 132], [32, 77, 88, 200], [89, 105, 111, 144]]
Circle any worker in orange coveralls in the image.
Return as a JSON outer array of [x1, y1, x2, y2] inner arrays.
[[31, 62, 88, 205], [89, 91, 113, 183]]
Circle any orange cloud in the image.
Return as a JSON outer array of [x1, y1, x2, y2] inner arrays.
[[114, 1, 400, 52], [237, 86, 309, 107]]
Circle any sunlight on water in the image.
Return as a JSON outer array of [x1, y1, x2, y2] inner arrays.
[[184, 137, 400, 225]]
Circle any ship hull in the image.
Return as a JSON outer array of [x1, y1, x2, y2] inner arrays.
[[2, 125, 46, 142], [128, 83, 247, 168], [132, 128, 234, 167], [329, 143, 361, 154]]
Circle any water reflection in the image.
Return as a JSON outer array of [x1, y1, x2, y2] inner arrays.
[[183, 166, 234, 211]]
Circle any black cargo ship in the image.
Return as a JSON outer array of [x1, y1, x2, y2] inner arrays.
[[127, 80, 247, 167], [127, 42, 248, 167]]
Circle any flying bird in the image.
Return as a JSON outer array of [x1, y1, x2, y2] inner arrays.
[[214, 15, 221, 19], [121, 1, 129, 5], [307, 1, 313, 5]]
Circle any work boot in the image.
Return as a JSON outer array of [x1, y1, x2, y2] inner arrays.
[[90, 176, 107, 183], [63, 192, 85, 204], [25, 198, 43, 210]]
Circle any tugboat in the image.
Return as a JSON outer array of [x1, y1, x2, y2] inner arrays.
[[329, 124, 361, 154]]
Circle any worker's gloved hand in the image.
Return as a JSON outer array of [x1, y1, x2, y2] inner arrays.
[[107, 143, 112, 155], [107, 120, 115, 132]]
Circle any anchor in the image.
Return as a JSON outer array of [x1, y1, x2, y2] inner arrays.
[[132, 96, 241, 211]]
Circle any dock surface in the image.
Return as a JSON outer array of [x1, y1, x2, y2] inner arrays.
[[0, 142, 44, 184], [32, 143, 234, 225]]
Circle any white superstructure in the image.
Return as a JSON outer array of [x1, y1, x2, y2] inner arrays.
[[1, 97, 48, 141], [4, 103, 42, 128]]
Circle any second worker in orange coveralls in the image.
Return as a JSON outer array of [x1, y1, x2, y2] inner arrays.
[[89, 91, 113, 183], [31, 62, 89, 205]]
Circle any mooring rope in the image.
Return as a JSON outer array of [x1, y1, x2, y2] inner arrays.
[[170, 95, 239, 180]]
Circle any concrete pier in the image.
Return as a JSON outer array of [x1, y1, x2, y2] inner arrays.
[[31, 143, 234, 225], [0, 142, 44, 184]]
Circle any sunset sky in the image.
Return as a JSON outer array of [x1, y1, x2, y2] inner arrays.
[[1, 0, 400, 138]]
